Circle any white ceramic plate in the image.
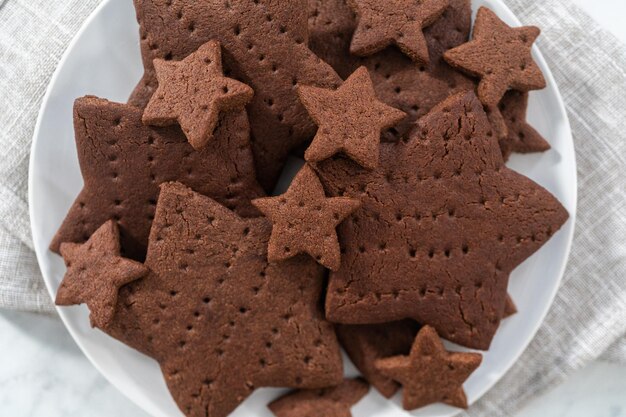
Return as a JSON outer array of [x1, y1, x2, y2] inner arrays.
[[29, 0, 577, 416]]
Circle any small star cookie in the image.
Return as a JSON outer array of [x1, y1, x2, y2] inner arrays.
[[269, 378, 369, 417], [348, 0, 450, 63], [375, 326, 482, 410], [56, 221, 148, 329], [253, 165, 360, 271], [298, 66, 406, 169], [143, 40, 254, 150], [444, 7, 546, 108], [337, 321, 420, 398]]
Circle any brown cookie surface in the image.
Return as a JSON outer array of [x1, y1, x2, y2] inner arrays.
[[315, 91, 569, 349], [252, 165, 360, 271], [375, 326, 482, 410], [50, 96, 264, 261], [308, 0, 475, 141], [269, 378, 369, 417], [55, 221, 148, 329], [298, 66, 406, 169], [444, 7, 546, 108], [143, 40, 254, 150], [129, 0, 342, 191], [347, 0, 450, 63], [337, 320, 419, 398], [503, 293, 518, 318], [499, 90, 551, 160], [106, 182, 343, 417]]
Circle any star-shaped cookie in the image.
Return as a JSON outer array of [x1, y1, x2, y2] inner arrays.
[[298, 67, 406, 169], [315, 91, 569, 349], [252, 165, 360, 271], [129, 0, 342, 191], [348, 0, 450, 63], [143, 40, 254, 150], [56, 221, 148, 329], [50, 96, 264, 261], [337, 321, 420, 398], [375, 326, 482, 410], [105, 182, 343, 417], [499, 90, 550, 160], [269, 378, 369, 417], [444, 7, 546, 108], [309, 0, 475, 143]]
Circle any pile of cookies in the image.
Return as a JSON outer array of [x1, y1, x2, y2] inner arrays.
[[52, 1, 569, 416]]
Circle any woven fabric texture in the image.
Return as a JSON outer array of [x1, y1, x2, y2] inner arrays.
[[0, 0, 623, 414]]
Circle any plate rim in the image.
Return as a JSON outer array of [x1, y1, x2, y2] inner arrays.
[[28, 2, 170, 417], [28, 0, 578, 415], [462, 0, 579, 406]]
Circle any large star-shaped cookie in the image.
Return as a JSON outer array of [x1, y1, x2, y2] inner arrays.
[[444, 7, 546, 108], [105, 182, 343, 417], [56, 221, 148, 329], [499, 90, 551, 160], [298, 67, 406, 169], [315, 91, 569, 349], [253, 165, 360, 271], [269, 378, 369, 417], [143, 40, 254, 150], [348, 0, 450, 63], [129, 0, 342, 191], [375, 326, 482, 410], [50, 96, 264, 261]]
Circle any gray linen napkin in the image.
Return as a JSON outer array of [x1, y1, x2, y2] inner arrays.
[[0, 0, 102, 312], [0, 0, 624, 414]]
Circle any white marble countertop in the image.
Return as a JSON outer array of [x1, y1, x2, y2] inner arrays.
[[1, 1, 625, 416]]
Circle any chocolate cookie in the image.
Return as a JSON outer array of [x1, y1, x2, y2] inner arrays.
[[375, 326, 482, 410], [336, 320, 419, 398], [56, 221, 148, 329], [308, 0, 546, 156], [50, 96, 264, 261], [308, 0, 475, 141], [444, 7, 546, 109], [129, 0, 342, 191], [499, 90, 551, 160], [298, 66, 406, 168], [252, 165, 360, 271], [347, 0, 449, 63], [106, 182, 343, 417], [269, 378, 369, 417], [143, 40, 254, 150], [504, 294, 517, 318], [315, 91, 569, 349]]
